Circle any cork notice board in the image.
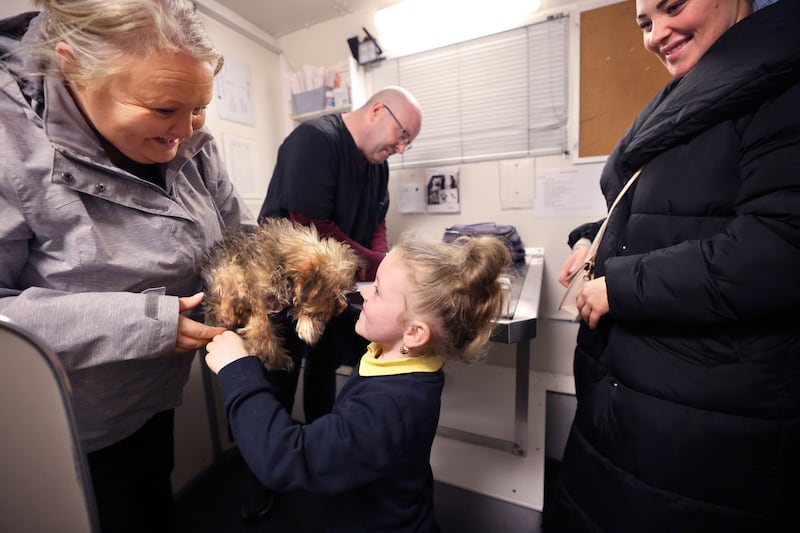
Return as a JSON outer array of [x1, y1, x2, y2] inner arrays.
[[579, 0, 671, 158]]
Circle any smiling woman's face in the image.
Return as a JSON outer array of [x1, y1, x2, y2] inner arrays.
[[636, 0, 752, 78], [67, 51, 215, 164]]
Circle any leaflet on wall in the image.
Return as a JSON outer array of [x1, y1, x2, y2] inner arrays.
[[533, 164, 607, 218], [397, 183, 427, 213], [425, 167, 460, 214], [222, 133, 259, 199], [215, 56, 255, 126]]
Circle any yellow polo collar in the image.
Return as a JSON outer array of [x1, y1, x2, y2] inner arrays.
[[358, 342, 445, 377]]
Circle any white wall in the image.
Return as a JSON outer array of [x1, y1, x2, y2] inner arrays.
[[198, 13, 286, 217], [1, 0, 32, 17]]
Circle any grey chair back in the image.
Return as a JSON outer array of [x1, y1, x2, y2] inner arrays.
[[0, 315, 99, 532]]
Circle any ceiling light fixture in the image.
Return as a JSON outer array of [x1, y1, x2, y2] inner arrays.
[[374, 0, 542, 57]]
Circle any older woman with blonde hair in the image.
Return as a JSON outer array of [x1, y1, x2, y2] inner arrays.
[[0, 1, 254, 530]]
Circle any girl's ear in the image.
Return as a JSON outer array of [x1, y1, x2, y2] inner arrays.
[[403, 320, 430, 350]]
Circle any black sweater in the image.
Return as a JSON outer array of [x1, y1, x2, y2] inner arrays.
[[219, 344, 444, 532]]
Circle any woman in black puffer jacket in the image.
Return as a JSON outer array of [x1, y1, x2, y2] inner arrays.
[[546, 1, 800, 531]]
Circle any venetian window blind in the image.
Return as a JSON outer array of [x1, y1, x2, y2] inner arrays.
[[369, 14, 568, 168]]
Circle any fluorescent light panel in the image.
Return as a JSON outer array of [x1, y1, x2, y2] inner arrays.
[[375, 0, 542, 56]]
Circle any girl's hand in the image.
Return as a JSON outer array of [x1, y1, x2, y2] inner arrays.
[[205, 330, 251, 374]]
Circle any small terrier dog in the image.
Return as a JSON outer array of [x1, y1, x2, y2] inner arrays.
[[201, 218, 361, 369]]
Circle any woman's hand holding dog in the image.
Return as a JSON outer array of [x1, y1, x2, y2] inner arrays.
[[205, 330, 251, 374], [174, 292, 227, 355]]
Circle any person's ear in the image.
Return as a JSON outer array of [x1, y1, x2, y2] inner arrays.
[[54, 42, 78, 81], [367, 100, 383, 123], [403, 320, 430, 350]]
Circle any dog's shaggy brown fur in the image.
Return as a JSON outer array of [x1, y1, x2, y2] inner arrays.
[[201, 218, 361, 369]]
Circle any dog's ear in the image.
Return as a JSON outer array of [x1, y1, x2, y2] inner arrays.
[[289, 256, 316, 305]]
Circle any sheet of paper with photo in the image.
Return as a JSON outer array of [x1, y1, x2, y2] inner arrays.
[[425, 167, 460, 214]]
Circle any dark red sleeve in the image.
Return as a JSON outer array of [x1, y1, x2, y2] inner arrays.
[[370, 219, 388, 255], [289, 212, 385, 282]]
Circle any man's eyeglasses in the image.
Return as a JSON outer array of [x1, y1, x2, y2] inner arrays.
[[382, 104, 412, 150]]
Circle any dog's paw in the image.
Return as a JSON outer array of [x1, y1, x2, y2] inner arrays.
[[295, 315, 325, 345]]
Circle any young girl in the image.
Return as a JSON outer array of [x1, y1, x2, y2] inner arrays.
[[205, 235, 511, 531]]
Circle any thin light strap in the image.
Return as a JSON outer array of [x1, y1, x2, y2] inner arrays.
[[588, 166, 644, 254], [607, 166, 644, 218], [567, 166, 645, 281]]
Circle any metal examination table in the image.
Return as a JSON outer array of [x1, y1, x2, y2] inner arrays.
[[435, 248, 543, 456]]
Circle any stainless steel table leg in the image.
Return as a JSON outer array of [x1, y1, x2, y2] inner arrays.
[[436, 340, 530, 456], [512, 339, 530, 456]]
